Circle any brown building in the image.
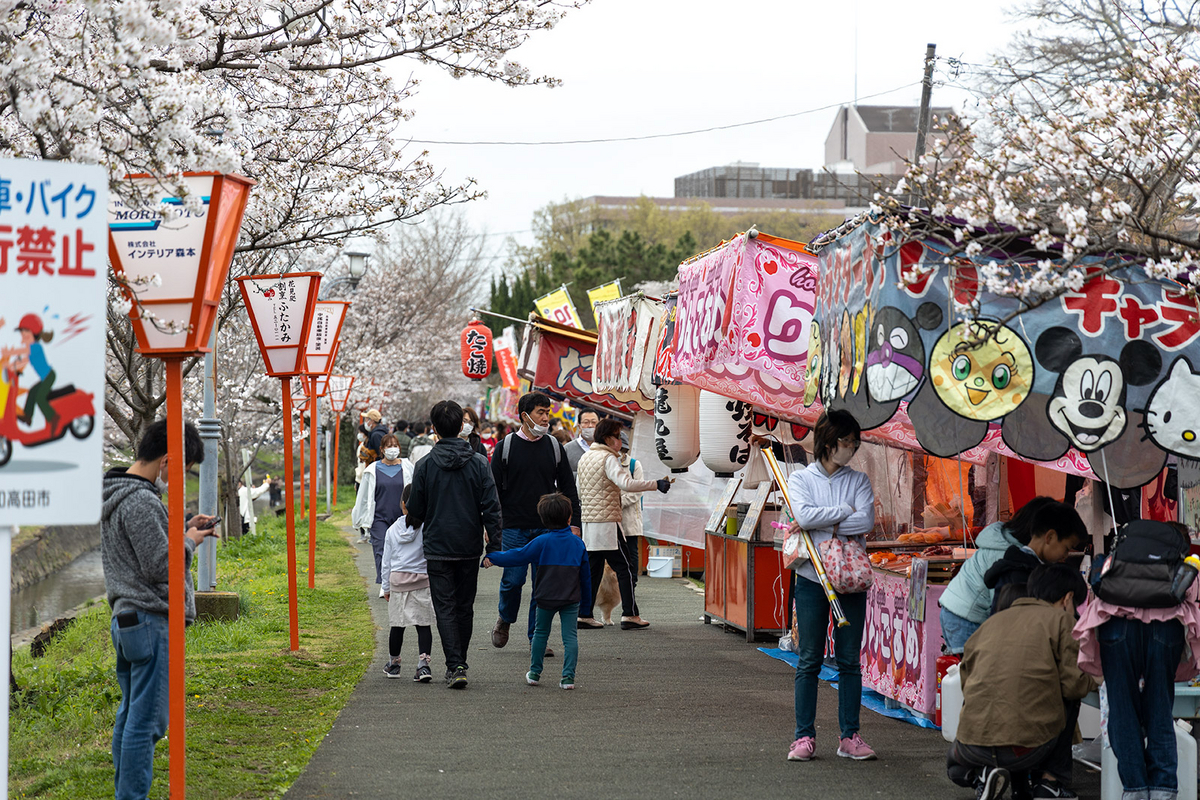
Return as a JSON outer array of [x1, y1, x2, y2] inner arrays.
[[824, 104, 954, 175]]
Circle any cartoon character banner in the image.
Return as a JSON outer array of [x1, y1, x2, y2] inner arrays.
[[809, 216, 1200, 488], [593, 294, 664, 399], [671, 232, 819, 422], [529, 324, 651, 415]]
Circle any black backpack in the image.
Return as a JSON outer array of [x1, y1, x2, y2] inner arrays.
[[1094, 519, 1191, 608]]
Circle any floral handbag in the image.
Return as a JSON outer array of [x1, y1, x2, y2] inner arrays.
[[817, 537, 874, 594]]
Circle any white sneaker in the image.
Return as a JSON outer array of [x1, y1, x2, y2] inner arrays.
[[378, 584, 386, 598]]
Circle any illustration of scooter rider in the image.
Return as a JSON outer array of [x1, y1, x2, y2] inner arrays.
[[11, 314, 58, 431]]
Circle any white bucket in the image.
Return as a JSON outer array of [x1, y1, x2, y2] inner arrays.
[[940, 664, 962, 743], [647, 556, 674, 578]]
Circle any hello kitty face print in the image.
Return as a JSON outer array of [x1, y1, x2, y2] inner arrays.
[[1143, 356, 1200, 458]]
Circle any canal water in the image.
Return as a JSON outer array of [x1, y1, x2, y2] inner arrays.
[[11, 548, 107, 632]]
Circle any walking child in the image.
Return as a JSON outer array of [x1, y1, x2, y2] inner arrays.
[[484, 493, 591, 689], [381, 484, 434, 682]]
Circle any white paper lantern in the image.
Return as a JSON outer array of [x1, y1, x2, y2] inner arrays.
[[653, 384, 700, 473], [699, 390, 753, 477]]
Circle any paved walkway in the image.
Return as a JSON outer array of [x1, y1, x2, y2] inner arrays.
[[285, 529, 1102, 799]]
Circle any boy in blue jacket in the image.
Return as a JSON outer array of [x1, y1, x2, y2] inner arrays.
[[484, 492, 590, 689]]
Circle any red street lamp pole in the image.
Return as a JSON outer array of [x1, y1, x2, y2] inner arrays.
[[109, 171, 255, 799], [302, 302, 348, 587], [235, 272, 323, 652]]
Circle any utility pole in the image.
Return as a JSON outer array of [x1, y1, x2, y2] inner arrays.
[[914, 43, 937, 163]]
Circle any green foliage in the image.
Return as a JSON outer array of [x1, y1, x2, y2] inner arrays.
[[10, 501, 373, 799], [489, 195, 843, 333]]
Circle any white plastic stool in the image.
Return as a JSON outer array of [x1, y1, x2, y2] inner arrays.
[[1099, 721, 1197, 800]]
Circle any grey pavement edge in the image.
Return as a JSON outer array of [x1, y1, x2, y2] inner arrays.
[[284, 528, 1102, 799]]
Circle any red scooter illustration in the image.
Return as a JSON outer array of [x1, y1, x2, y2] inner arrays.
[[0, 364, 96, 467]]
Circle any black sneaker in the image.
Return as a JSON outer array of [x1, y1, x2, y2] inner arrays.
[[448, 666, 468, 689], [976, 767, 1011, 800], [382, 659, 402, 679], [1030, 780, 1076, 799], [444, 668, 454, 685], [413, 656, 432, 683]]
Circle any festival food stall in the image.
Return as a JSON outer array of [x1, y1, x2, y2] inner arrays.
[[798, 213, 1199, 715]]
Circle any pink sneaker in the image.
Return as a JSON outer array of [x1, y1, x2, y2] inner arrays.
[[837, 733, 877, 760], [787, 736, 816, 761]]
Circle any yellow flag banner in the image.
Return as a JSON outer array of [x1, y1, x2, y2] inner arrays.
[[586, 279, 622, 312], [534, 286, 583, 329]]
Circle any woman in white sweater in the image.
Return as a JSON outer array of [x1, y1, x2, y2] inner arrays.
[[575, 418, 670, 630], [785, 409, 877, 764]]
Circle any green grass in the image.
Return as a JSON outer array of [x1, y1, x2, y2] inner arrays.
[[9, 500, 373, 799]]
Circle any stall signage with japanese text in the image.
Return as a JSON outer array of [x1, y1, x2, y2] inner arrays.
[[0, 158, 107, 525]]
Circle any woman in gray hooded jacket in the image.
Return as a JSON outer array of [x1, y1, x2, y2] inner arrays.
[[937, 496, 1055, 653]]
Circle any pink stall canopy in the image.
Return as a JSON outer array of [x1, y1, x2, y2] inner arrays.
[[669, 232, 821, 425]]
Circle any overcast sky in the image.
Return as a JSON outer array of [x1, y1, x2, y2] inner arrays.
[[394, 0, 1022, 273]]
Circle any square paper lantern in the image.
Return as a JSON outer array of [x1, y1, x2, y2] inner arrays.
[[108, 172, 255, 356], [328, 375, 355, 412], [313, 373, 330, 397], [304, 300, 349, 376], [235, 272, 322, 377]]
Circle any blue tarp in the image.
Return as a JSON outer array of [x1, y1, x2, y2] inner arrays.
[[758, 647, 939, 730]]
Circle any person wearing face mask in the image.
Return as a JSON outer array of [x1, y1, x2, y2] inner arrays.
[[489, 391, 583, 654], [576, 418, 669, 630], [785, 409, 878, 764], [354, 423, 372, 542], [564, 409, 599, 475], [353, 433, 414, 598], [460, 407, 487, 457], [101, 418, 219, 800]]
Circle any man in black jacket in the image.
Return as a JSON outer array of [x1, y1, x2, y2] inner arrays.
[[490, 391, 582, 651], [406, 399, 502, 689]]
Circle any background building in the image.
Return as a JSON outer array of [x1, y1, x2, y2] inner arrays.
[[824, 104, 954, 175]]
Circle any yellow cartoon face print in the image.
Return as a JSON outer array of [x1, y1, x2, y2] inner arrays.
[[929, 320, 1033, 420], [803, 321, 822, 407]]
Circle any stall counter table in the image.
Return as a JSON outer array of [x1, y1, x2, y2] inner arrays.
[[859, 567, 947, 718], [703, 531, 787, 642]]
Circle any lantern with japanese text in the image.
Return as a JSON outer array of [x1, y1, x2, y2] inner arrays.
[[235, 271, 323, 656], [653, 384, 700, 473], [109, 171, 255, 800], [699, 390, 753, 478], [461, 320, 494, 381]]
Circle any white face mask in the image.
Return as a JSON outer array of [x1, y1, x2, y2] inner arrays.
[[460, 423, 474, 437], [523, 413, 549, 438], [831, 445, 856, 467], [384, 447, 401, 460], [580, 426, 595, 443], [155, 475, 169, 492]]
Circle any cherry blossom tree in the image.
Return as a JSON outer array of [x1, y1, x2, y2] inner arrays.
[[6, 0, 587, 445], [864, 33, 1200, 330]]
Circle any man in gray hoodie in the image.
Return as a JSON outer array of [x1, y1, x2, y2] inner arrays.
[[101, 419, 217, 800]]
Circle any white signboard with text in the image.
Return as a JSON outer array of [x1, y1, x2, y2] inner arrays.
[[0, 158, 108, 525]]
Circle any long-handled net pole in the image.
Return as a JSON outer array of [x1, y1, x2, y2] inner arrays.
[[760, 444, 848, 627]]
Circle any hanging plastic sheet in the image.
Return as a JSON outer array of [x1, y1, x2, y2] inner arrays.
[[593, 294, 665, 400]]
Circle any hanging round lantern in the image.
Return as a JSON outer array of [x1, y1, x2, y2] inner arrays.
[[461, 320, 494, 381], [699, 390, 753, 478], [653, 384, 700, 473]]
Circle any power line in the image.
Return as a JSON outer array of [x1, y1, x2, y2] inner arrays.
[[404, 82, 921, 147]]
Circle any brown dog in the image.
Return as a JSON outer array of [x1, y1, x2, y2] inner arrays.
[[594, 563, 620, 625]]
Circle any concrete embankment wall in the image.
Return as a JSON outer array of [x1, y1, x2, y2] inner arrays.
[[11, 525, 101, 591]]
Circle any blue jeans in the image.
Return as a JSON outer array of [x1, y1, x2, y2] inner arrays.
[[531, 603, 579, 679], [1098, 616, 1186, 794], [498, 527, 545, 640], [793, 576, 868, 741], [111, 611, 170, 800], [939, 606, 982, 655]]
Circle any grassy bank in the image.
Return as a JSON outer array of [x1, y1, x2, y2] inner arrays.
[[10, 503, 374, 799]]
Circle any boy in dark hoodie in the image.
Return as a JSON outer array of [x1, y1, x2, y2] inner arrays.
[[101, 419, 218, 800], [406, 399, 502, 689], [484, 493, 591, 689], [983, 502, 1087, 616]]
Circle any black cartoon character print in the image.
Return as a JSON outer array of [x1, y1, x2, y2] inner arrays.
[[1035, 326, 1161, 453]]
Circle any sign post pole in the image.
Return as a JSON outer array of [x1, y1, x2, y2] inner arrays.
[[164, 357, 188, 796], [282, 377, 301, 650], [308, 375, 319, 588], [0, 523, 14, 790]]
